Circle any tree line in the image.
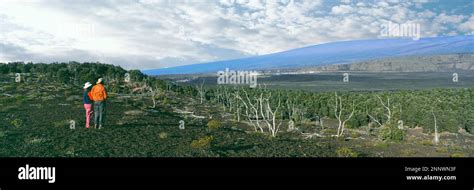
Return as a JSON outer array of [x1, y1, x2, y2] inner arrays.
[[194, 83, 474, 138]]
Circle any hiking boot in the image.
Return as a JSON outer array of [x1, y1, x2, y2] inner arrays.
[[94, 124, 97, 129], [98, 125, 102, 129]]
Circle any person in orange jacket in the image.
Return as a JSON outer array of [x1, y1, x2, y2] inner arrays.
[[90, 78, 107, 129]]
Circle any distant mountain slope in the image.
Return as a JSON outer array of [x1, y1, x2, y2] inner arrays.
[[144, 35, 474, 75], [310, 53, 474, 72]]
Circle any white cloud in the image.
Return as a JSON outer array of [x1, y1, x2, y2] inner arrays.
[[459, 15, 474, 34], [340, 0, 351, 4], [377, 2, 389, 7], [331, 5, 353, 15], [0, 0, 472, 69], [435, 13, 465, 24]]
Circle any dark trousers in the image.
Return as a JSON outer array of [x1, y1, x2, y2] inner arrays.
[[94, 101, 106, 127]]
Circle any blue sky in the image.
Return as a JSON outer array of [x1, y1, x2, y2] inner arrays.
[[0, 0, 473, 69]]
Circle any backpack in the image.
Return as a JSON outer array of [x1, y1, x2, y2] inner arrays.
[[87, 91, 93, 101], [91, 84, 106, 101]]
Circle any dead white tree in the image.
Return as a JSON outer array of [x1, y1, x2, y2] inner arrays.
[[301, 131, 325, 139], [259, 93, 282, 137], [226, 89, 234, 112], [320, 117, 324, 129], [430, 98, 444, 144], [299, 107, 307, 122], [214, 86, 222, 104], [367, 95, 394, 128], [234, 87, 283, 137], [334, 92, 355, 137], [311, 115, 325, 130], [218, 86, 232, 111], [286, 97, 307, 125], [377, 95, 392, 124], [233, 90, 241, 122], [196, 79, 205, 104], [235, 102, 241, 122], [286, 98, 297, 130], [236, 88, 264, 133], [432, 109, 439, 145], [147, 84, 162, 108], [286, 98, 299, 122], [301, 115, 326, 138]]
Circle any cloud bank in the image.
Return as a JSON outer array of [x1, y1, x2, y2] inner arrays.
[[0, 0, 472, 69]]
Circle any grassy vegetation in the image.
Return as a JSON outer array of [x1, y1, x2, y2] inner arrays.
[[336, 147, 359, 157], [1, 62, 473, 157], [378, 125, 405, 142], [207, 120, 222, 130]]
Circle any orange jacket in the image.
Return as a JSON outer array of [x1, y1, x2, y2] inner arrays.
[[90, 84, 107, 101]]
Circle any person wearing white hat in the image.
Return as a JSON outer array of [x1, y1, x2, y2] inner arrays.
[[83, 82, 94, 129]]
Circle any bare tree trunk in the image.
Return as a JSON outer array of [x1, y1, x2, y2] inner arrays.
[[287, 99, 294, 121], [334, 93, 355, 137], [236, 105, 241, 122], [236, 89, 264, 133], [222, 87, 228, 111], [320, 117, 324, 130], [432, 109, 439, 145], [335, 93, 342, 136], [234, 91, 241, 122], [367, 96, 393, 128], [151, 89, 157, 108], [196, 79, 205, 104], [260, 93, 281, 137], [377, 95, 392, 124], [148, 85, 160, 108]]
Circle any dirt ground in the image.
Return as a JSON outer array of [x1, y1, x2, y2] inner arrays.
[[1, 81, 472, 157]]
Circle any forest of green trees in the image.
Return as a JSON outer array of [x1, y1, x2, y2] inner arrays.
[[0, 62, 166, 93], [203, 86, 474, 137]]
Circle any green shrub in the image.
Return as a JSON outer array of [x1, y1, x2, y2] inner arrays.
[[28, 137, 45, 144], [436, 147, 449, 153], [336, 147, 359, 157], [15, 95, 27, 103], [374, 142, 389, 149], [10, 118, 23, 128], [450, 153, 465, 157], [191, 136, 213, 149], [378, 126, 405, 142], [420, 140, 433, 146], [3, 85, 16, 91], [162, 97, 168, 105], [53, 120, 69, 128], [159, 132, 168, 139], [349, 132, 361, 139], [207, 119, 221, 130], [401, 149, 417, 156], [466, 120, 474, 134]]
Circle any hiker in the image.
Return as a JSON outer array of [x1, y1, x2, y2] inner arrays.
[[90, 78, 107, 129], [83, 82, 93, 129]]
